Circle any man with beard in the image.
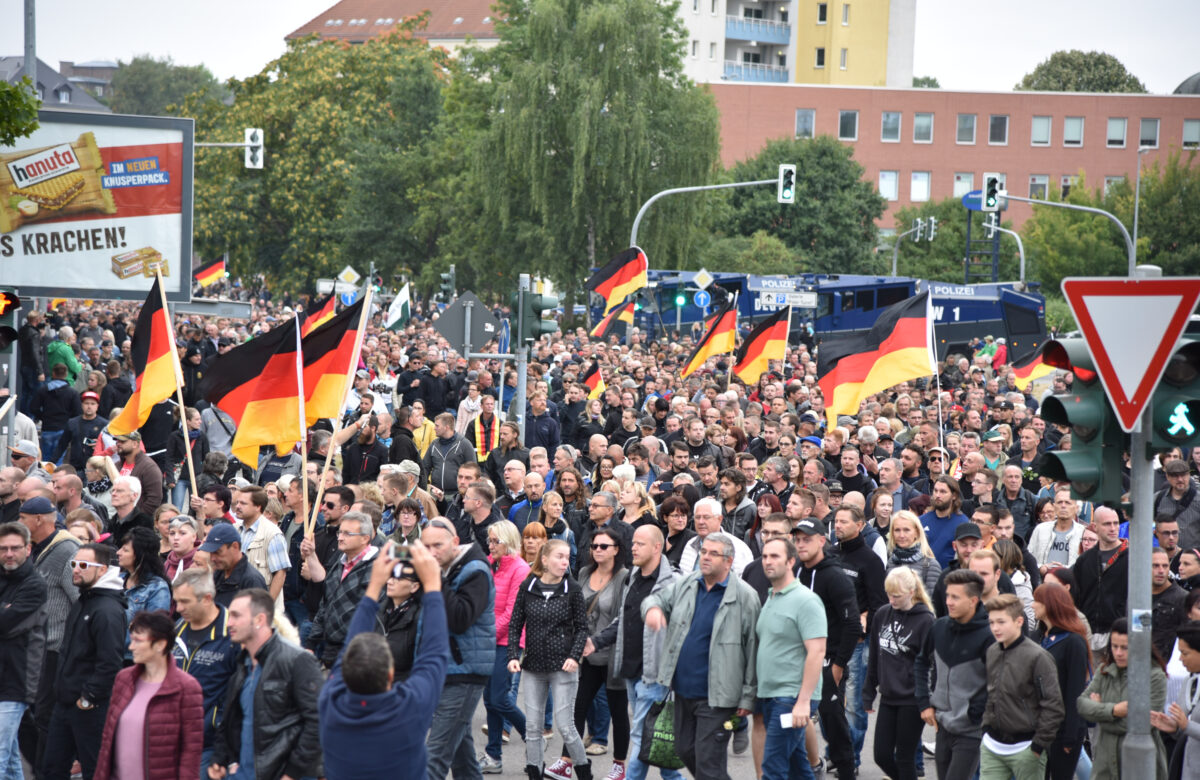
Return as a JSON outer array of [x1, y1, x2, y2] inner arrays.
[[340, 413, 390, 485], [748, 419, 781, 464], [53, 390, 107, 473], [920, 477, 971, 568], [486, 422, 529, 489], [508, 472, 546, 532], [0, 521, 48, 775], [719, 468, 756, 539], [467, 394, 502, 465], [112, 431, 162, 515], [682, 418, 722, 466]]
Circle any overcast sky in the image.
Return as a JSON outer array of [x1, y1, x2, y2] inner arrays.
[[3, 0, 1197, 93]]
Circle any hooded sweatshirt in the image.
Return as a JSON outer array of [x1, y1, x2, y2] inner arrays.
[[55, 564, 127, 706], [798, 554, 860, 667], [862, 601, 935, 707], [913, 602, 994, 737]]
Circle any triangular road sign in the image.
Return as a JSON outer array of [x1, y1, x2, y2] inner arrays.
[[1062, 276, 1200, 432]]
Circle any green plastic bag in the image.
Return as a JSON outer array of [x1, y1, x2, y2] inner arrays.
[[639, 694, 685, 770]]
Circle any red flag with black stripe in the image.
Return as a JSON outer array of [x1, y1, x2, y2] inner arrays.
[[1009, 342, 1056, 391], [589, 301, 635, 340], [581, 361, 606, 400], [586, 247, 647, 315], [733, 308, 790, 385], [302, 299, 367, 426], [108, 278, 180, 436], [193, 258, 225, 287], [301, 294, 337, 337]]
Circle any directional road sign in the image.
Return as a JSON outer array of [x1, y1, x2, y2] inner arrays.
[[693, 290, 711, 308], [758, 291, 817, 309], [693, 268, 714, 291], [1061, 276, 1200, 432], [961, 189, 983, 211], [434, 290, 500, 356], [337, 265, 361, 285]]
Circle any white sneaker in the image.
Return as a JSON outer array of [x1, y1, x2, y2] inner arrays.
[[480, 755, 503, 774]]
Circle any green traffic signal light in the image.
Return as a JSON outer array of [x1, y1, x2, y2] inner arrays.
[[674, 291, 686, 307], [1151, 339, 1200, 449]]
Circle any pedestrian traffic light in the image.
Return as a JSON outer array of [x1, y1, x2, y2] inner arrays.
[[244, 128, 263, 169], [439, 265, 456, 301], [777, 164, 796, 205], [0, 289, 20, 355], [1039, 338, 1127, 505], [927, 216, 938, 240], [1151, 337, 1200, 450], [519, 290, 560, 343], [981, 173, 1001, 212]]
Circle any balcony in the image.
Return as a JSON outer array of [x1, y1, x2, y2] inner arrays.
[[723, 61, 789, 82], [725, 15, 791, 45]]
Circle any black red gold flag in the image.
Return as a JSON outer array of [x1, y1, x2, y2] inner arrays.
[[108, 278, 179, 436], [585, 247, 647, 315], [680, 299, 738, 379]]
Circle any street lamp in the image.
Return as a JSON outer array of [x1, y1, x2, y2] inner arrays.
[[1133, 145, 1153, 264]]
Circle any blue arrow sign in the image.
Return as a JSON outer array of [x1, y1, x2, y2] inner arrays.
[[693, 290, 711, 308], [962, 189, 984, 212], [340, 291, 358, 306]]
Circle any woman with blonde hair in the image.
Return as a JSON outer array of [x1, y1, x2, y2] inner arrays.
[[617, 481, 657, 530], [482, 520, 531, 772], [885, 510, 942, 594], [863, 566, 936, 780]]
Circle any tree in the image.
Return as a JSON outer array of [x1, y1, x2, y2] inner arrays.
[[465, 0, 723, 325], [718, 136, 886, 275], [179, 28, 449, 290], [1019, 173, 1128, 291], [912, 75, 940, 88], [0, 78, 39, 146], [1015, 50, 1146, 93], [696, 231, 799, 275], [891, 197, 1022, 283], [110, 55, 228, 115]]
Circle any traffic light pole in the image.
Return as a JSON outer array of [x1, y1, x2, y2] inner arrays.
[[515, 274, 530, 441], [1001, 194, 1135, 275], [629, 179, 775, 247], [984, 224, 1027, 284], [1123, 402, 1156, 780], [890, 223, 924, 276]]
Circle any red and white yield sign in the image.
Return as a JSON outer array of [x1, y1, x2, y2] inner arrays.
[[1061, 277, 1200, 432]]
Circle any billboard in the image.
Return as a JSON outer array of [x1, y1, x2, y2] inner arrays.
[[0, 110, 194, 302]]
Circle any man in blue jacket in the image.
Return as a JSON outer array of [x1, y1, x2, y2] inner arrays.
[[319, 541, 449, 780]]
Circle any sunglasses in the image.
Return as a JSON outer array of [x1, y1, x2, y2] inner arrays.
[[590, 543, 614, 551], [69, 560, 105, 570], [323, 501, 339, 509]]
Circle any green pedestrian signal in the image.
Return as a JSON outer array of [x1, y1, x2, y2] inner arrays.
[[1167, 402, 1196, 438], [1151, 338, 1200, 449]]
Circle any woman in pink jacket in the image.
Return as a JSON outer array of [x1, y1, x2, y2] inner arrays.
[[483, 519, 532, 772]]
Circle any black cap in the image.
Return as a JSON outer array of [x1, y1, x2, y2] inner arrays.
[[826, 480, 844, 494], [792, 518, 827, 536], [954, 522, 983, 541]]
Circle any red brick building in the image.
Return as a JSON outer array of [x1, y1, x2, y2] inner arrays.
[[708, 82, 1200, 228]]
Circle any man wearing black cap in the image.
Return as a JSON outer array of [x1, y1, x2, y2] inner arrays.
[[793, 518, 859, 780], [930, 522, 1017, 619], [202, 523, 268, 608]]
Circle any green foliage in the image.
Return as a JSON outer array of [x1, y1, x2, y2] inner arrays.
[[696, 231, 798, 275], [180, 29, 448, 290], [891, 197, 1022, 283], [110, 55, 228, 115], [1043, 295, 1077, 335], [912, 75, 940, 88], [1105, 149, 1200, 277], [718, 136, 886, 275], [1019, 173, 1128, 292], [1015, 50, 1146, 93], [0, 77, 39, 146]]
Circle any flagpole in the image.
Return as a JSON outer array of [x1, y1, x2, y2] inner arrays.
[[726, 291, 739, 388], [308, 289, 374, 536], [294, 312, 309, 537], [154, 269, 198, 504], [926, 293, 945, 446]]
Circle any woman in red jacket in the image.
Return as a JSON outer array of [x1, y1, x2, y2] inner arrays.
[[482, 519, 533, 772], [93, 610, 205, 780]]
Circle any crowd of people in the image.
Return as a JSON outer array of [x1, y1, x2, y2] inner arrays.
[[3, 294, 1200, 780]]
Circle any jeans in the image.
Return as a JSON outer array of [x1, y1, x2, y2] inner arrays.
[[172, 480, 192, 510], [484, 648, 526, 760], [201, 747, 214, 780], [40, 429, 64, 466], [979, 742, 1046, 780], [673, 696, 734, 780], [624, 680, 684, 780], [19, 364, 41, 417], [0, 702, 27, 780], [844, 641, 868, 765], [759, 697, 814, 780], [427, 681, 487, 780], [586, 686, 611, 746], [284, 599, 312, 646], [871, 702, 922, 780], [42, 700, 108, 780], [934, 730, 981, 780], [523, 670, 587, 768]]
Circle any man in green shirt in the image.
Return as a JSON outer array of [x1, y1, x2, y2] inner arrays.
[[755, 537, 826, 780]]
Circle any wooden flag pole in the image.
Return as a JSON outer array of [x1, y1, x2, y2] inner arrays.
[[293, 312, 310, 539], [306, 289, 374, 537], [154, 269, 198, 501]]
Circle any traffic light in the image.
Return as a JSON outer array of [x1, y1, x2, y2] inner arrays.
[[1151, 337, 1200, 450], [674, 289, 687, 308], [911, 218, 924, 242], [439, 265, 456, 301], [981, 173, 1001, 212], [0, 289, 20, 354], [1039, 338, 1127, 505], [984, 212, 998, 239], [244, 128, 263, 169], [517, 290, 560, 343], [777, 164, 796, 205], [372, 273, 384, 293], [927, 216, 938, 240]]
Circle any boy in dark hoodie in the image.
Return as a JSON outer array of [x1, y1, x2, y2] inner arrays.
[[319, 541, 449, 780], [914, 568, 994, 780]]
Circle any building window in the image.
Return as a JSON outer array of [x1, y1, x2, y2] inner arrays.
[[709, 42, 716, 60], [1184, 119, 1200, 149], [878, 170, 898, 201], [842, 3, 849, 24], [880, 111, 901, 142], [1139, 118, 1159, 148], [840, 48, 847, 70], [913, 112, 933, 143], [1104, 176, 1125, 196], [711, 0, 717, 12], [1061, 175, 1077, 198], [817, 2, 827, 22], [57, 88, 71, 104], [953, 172, 974, 198], [1107, 118, 1127, 148], [743, 52, 761, 63], [957, 114, 976, 144], [839, 110, 859, 141], [911, 172, 931, 202], [1029, 175, 1048, 199], [795, 109, 816, 139], [691, 39, 699, 57], [988, 115, 1009, 145], [815, 48, 826, 68], [1031, 116, 1051, 146], [1063, 116, 1084, 146]]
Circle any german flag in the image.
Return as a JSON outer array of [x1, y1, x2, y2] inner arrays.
[[302, 299, 366, 426], [681, 299, 738, 379], [590, 301, 635, 340], [108, 278, 180, 436], [733, 308, 790, 385], [581, 361, 606, 400], [817, 292, 936, 428], [586, 247, 647, 315], [199, 318, 304, 464], [1010, 343, 1055, 392], [194, 258, 226, 287], [300, 294, 336, 337]]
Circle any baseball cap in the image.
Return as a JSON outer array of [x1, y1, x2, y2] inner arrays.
[[980, 430, 1004, 442], [397, 460, 421, 476], [112, 430, 142, 442], [995, 400, 1014, 410], [801, 435, 823, 448], [355, 369, 370, 379], [198, 523, 242, 552], [639, 416, 656, 429], [954, 522, 983, 541], [836, 415, 856, 428], [81, 390, 100, 402], [19, 496, 55, 515], [827, 480, 844, 494], [8, 439, 38, 459], [800, 411, 821, 424], [928, 446, 950, 460], [793, 518, 827, 536]]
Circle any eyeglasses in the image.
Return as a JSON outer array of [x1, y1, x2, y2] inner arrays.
[[323, 501, 339, 509], [487, 538, 501, 546], [337, 530, 368, 538], [590, 543, 614, 551], [69, 560, 105, 570]]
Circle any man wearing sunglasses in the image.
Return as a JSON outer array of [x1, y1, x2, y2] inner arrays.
[[43, 542, 126, 780]]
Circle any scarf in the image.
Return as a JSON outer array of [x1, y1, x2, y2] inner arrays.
[[87, 476, 112, 496], [890, 543, 926, 566]]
